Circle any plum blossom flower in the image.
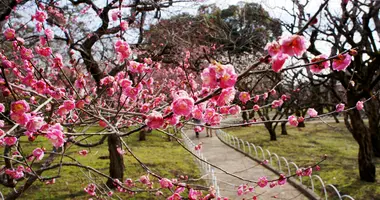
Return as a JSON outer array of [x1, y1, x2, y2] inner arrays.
[[310, 54, 329, 73], [271, 53, 288, 73], [120, 20, 128, 31], [20, 46, 34, 60], [139, 175, 150, 185], [192, 108, 203, 120], [10, 113, 30, 126], [332, 54, 351, 71], [172, 91, 194, 116], [146, 111, 164, 129], [159, 178, 173, 188], [253, 105, 260, 112], [46, 123, 65, 148], [265, 41, 281, 56], [78, 149, 89, 156], [34, 10, 47, 22], [336, 103, 345, 112], [228, 105, 241, 115], [115, 40, 131, 61], [84, 183, 96, 196], [288, 115, 299, 127], [167, 193, 181, 200], [257, 176, 268, 188], [356, 101, 364, 111], [188, 188, 202, 200], [98, 120, 107, 128], [280, 35, 310, 57], [3, 28, 15, 40], [44, 28, 54, 40], [253, 95, 260, 103], [219, 65, 237, 88], [4, 137, 17, 146], [271, 99, 283, 108], [32, 148, 44, 160], [307, 108, 318, 118], [217, 87, 235, 106], [278, 174, 287, 185], [26, 116, 45, 132], [11, 100, 30, 114], [0, 103, 5, 112], [201, 68, 217, 89], [239, 92, 250, 104]]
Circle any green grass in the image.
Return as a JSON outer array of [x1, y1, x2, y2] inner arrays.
[[224, 123, 380, 200], [0, 128, 203, 199]]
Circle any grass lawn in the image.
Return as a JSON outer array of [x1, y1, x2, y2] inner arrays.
[[224, 122, 380, 200], [0, 128, 203, 199]]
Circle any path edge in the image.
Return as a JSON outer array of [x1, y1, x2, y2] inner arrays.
[[215, 131, 321, 200]]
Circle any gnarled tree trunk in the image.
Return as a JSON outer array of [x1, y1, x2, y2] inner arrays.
[[365, 99, 380, 157], [264, 122, 276, 141], [281, 121, 288, 135], [106, 134, 124, 188], [347, 94, 376, 182]]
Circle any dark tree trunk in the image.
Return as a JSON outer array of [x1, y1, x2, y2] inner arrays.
[[333, 113, 340, 123], [139, 130, 146, 141], [106, 134, 124, 188], [365, 99, 380, 157], [281, 121, 288, 135], [264, 122, 276, 141], [242, 111, 249, 123], [347, 94, 376, 182]]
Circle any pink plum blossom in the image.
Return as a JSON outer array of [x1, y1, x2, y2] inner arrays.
[[146, 111, 164, 129], [265, 41, 281, 56], [336, 103, 345, 112], [216, 87, 235, 106], [34, 10, 47, 22], [172, 91, 194, 116], [159, 178, 173, 188], [271, 100, 283, 108], [310, 54, 329, 73], [115, 40, 131, 61], [84, 183, 96, 196], [20, 47, 34, 60], [11, 100, 30, 114], [280, 35, 310, 57], [79, 149, 89, 156], [192, 108, 203, 120], [278, 174, 287, 185], [271, 53, 288, 73], [332, 54, 352, 71], [307, 108, 318, 118], [3, 28, 15, 40], [356, 101, 364, 111], [32, 148, 44, 160], [239, 92, 250, 104], [0, 103, 5, 112], [201, 68, 217, 88], [46, 124, 65, 148], [228, 105, 241, 115], [4, 137, 17, 146], [288, 115, 299, 127], [26, 116, 45, 132], [10, 113, 30, 126], [253, 95, 259, 103], [257, 176, 268, 188], [44, 28, 54, 40], [219, 65, 237, 88], [120, 20, 128, 31], [253, 105, 260, 112]]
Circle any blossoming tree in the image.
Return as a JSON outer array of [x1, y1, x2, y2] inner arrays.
[[0, 0, 378, 199]]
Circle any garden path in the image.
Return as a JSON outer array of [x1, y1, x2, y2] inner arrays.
[[183, 128, 309, 200]]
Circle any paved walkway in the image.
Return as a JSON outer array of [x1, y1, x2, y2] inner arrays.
[[184, 129, 309, 200]]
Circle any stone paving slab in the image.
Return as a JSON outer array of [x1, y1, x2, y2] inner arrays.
[[184, 129, 310, 200]]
